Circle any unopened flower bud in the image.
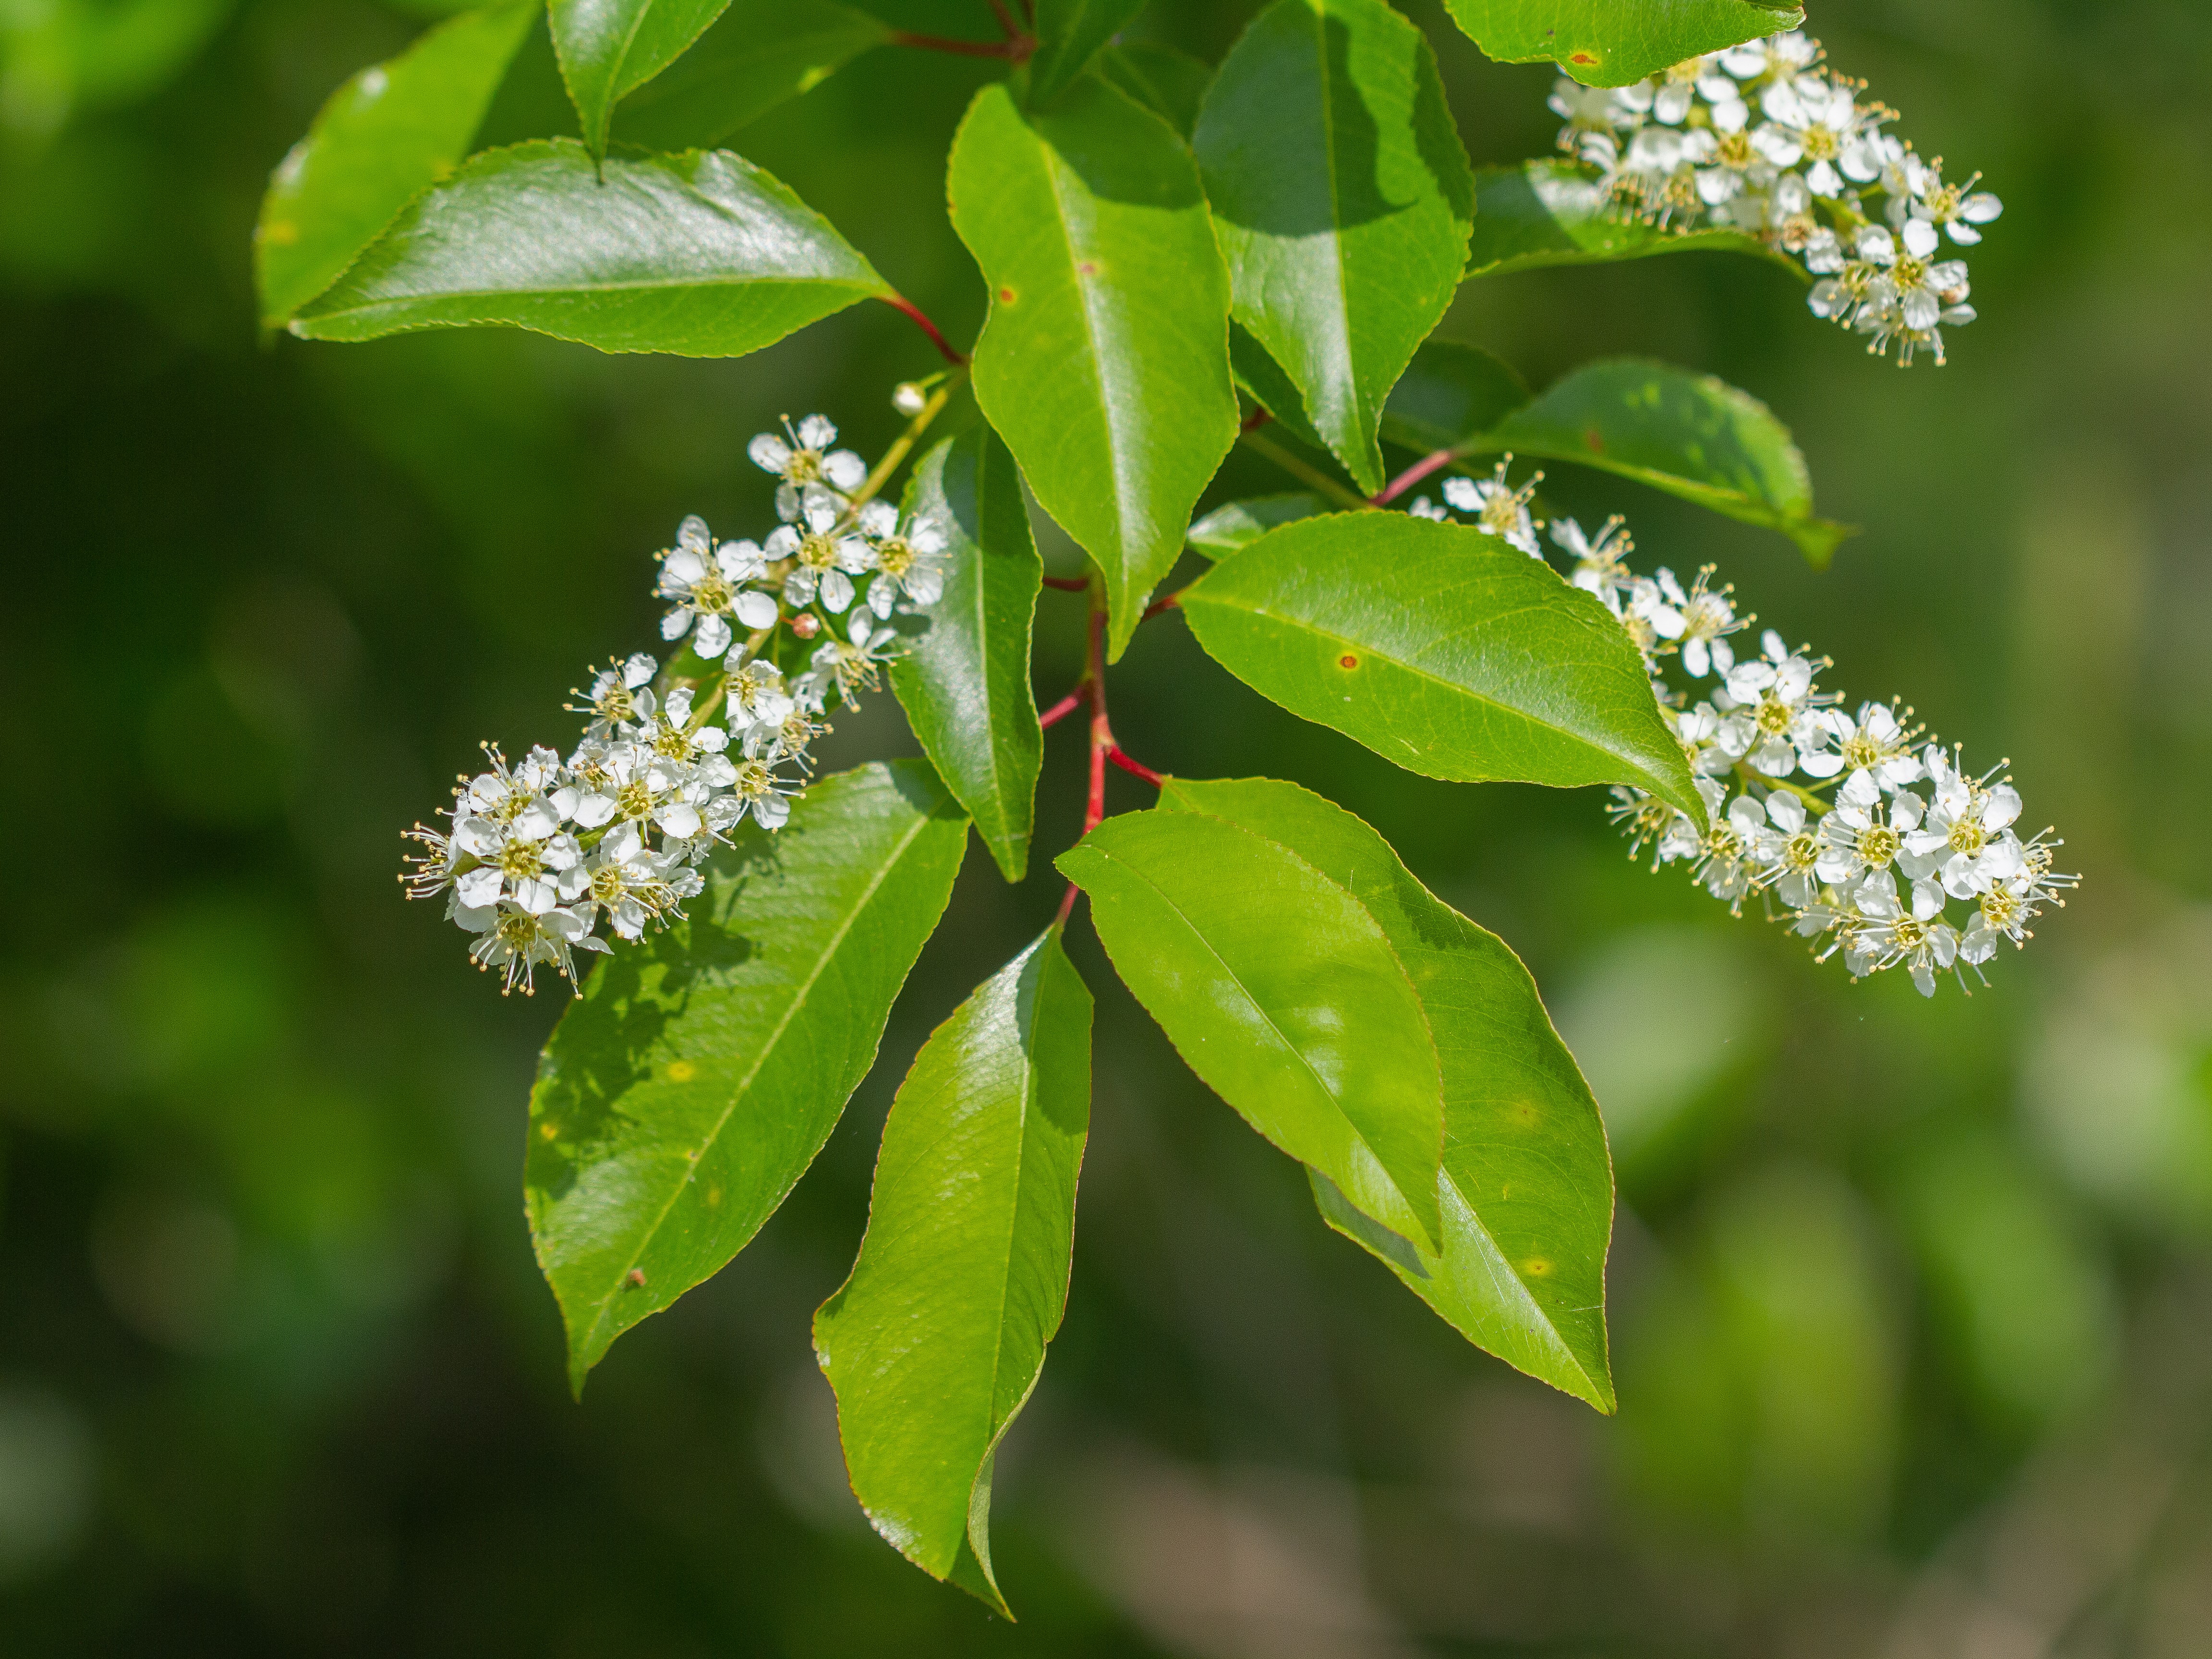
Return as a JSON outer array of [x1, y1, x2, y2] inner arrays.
[[892, 382, 928, 417], [791, 612, 821, 640]]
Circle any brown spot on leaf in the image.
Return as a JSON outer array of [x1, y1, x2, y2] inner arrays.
[[1338, 654, 1359, 669], [1569, 51, 1597, 65], [625, 1269, 646, 1289], [998, 286, 1018, 304], [1078, 261, 1097, 276], [1582, 426, 1605, 455]]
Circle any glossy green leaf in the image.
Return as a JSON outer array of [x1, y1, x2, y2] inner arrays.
[[1027, 0, 1146, 106], [1092, 42, 1211, 139], [293, 138, 889, 354], [1159, 777, 1614, 1410], [1188, 493, 1325, 561], [1466, 159, 1804, 281], [1231, 322, 1332, 456], [814, 928, 1091, 1617], [611, 0, 889, 149], [254, 0, 538, 328], [1058, 810, 1444, 1249], [1180, 512, 1701, 820], [1195, 0, 1474, 495], [949, 81, 1238, 660], [551, 0, 730, 157], [529, 761, 967, 1391], [1474, 357, 1852, 565], [1440, 0, 1802, 86], [1379, 338, 1529, 452], [890, 427, 1044, 882]]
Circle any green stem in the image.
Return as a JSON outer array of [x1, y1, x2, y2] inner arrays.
[[1239, 429, 1372, 512], [1738, 763, 1832, 811], [851, 366, 967, 513]]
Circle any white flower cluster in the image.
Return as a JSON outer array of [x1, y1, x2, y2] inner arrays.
[[1537, 514, 2074, 994], [400, 411, 950, 994], [1549, 30, 2002, 365]]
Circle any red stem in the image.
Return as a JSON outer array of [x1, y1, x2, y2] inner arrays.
[[1085, 603, 1111, 836], [1106, 747, 1162, 786], [1240, 407, 1274, 435], [1041, 574, 1090, 592], [881, 293, 967, 365], [888, 28, 1019, 60], [984, 0, 1021, 37], [1374, 447, 1456, 506], [1038, 687, 1084, 729], [1141, 592, 1181, 622]]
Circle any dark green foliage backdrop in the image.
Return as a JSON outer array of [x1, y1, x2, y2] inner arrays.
[[4, 0, 2212, 1653]]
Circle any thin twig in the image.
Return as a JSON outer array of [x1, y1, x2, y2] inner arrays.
[[1038, 687, 1085, 729], [880, 293, 967, 365], [888, 28, 1019, 60], [1238, 429, 1372, 512], [1041, 574, 1090, 592], [1106, 747, 1163, 786], [1141, 592, 1181, 622], [1373, 447, 1456, 506], [984, 0, 1021, 38]]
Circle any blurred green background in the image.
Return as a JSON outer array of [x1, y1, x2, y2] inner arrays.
[[5, 0, 2211, 1653]]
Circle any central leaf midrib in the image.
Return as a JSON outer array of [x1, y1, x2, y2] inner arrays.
[[1103, 844, 1415, 1220], [1195, 583, 1659, 774], [312, 269, 872, 316], [581, 799, 939, 1352]]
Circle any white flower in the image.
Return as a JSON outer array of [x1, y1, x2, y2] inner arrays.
[[1716, 630, 1835, 776], [1718, 30, 1821, 95], [1555, 515, 1634, 604], [1749, 789, 1826, 906], [1814, 769, 1924, 886], [857, 499, 950, 616], [771, 487, 872, 615], [1406, 495, 1448, 522], [559, 821, 685, 941], [1820, 700, 1922, 792], [1959, 875, 2037, 965], [725, 659, 795, 737], [458, 899, 600, 996], [749, 414, 867, 520], [568, 653, 658, 736], [657, 519, 776, 659], [1755, 76, 1864, 197], [1904, 749, 2024, 897], [1847, 872, 1959, 995], [1905, 157, 2003, 245], [814, 611, 901, 703], [1694, 792, 1768, 912], [1440, 460, 1542, 556], [1654, 566, 1743, 678]]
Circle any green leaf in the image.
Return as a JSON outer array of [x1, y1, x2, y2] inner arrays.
[[814, 928, 1092, 1617], [1179, 512, 1702, 820], [550, 0, 731, 157], [1058, 810, 1444, 1249], [611, 0, 889, 150], [890, 427, 1044, 883], [1092, 42, 1212, 139], [1195, 0, 1474, 495], [949, 81, 1238, 661], [1027, 0, 1147, 106], [1474, 357, 1852, 566], [528, 761, 967, 1391], [1188, 493, 1325, 561], [1440, 0, 1802, 87], [1467, 159, 1805, 281], [1158, 777, 1614, 1411], [254, 0, 539, 329], [1379, 338, 1529, 452], [1231, 322, 1332, 456], [292, 138, 889, 355]]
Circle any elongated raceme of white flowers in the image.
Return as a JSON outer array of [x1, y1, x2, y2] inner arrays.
[[400, 407, 949, 995], [1417, 475, 2075, 996], [1549, 30, 2001, 366]]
